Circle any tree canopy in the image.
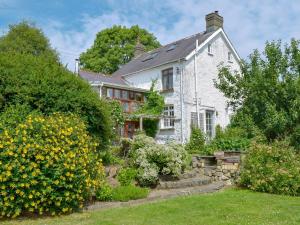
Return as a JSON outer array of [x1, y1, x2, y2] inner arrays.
[[79, 25, 161, 74], [0, 21, 59, 62], [0, 22, 112, 149], [215, 39, 300, 143]]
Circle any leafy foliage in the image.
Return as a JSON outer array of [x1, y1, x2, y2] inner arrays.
[[0, 52, 112, 148], [185, 126, 206, 154], [95, 181, 113, 201], [240, 141, 300, 196], [117, 168, 138, 186], [209, 126, 251, 152], [130, 134, 188, 186], [80, 25, 161, 74], [0, 113, 105, 218], [137, 80, 165, 137], [111, 185, 149, 202], [215, 40, 300, 142], [107, 99, 125, 138], [0, 21, 58, 63]]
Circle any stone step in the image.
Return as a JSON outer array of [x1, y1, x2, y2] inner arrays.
[[178, 170, 198, 179], [157, 176, 212, 189]]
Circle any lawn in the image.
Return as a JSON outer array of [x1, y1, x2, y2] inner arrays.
[[3, 188, 300, 225]]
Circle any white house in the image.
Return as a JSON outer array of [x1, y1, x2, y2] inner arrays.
[[80, 11, 240, 143]]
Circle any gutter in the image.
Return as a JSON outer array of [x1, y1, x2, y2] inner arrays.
[[90, 82, 149, 93]]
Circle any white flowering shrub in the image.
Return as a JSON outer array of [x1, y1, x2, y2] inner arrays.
[[131, 134, 188, 186]]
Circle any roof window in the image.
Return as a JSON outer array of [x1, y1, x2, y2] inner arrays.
[[166, 44, 177, 52], [142, 52, 159, 62]]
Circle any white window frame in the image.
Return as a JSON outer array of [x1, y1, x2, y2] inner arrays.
[[161, 105, 175, 129], [205, 110, 215, 140]]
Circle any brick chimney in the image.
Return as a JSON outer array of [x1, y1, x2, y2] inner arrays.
[[205, 11, 223, 32], [134, 37, 145, 57]]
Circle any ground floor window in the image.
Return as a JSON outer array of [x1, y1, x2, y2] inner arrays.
[[190, 110, 214, 138], [205, 110, 214, 139], [162, 105, 175, 128]]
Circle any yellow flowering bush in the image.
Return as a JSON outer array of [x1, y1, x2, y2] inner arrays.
[[0, 113, 105, 218]]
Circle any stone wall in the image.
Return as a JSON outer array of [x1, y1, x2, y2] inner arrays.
[[192, 151, 244, 185]]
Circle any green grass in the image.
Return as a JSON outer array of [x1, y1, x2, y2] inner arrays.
[[3, 188, 300, 225], [111, 185, 149, 202]]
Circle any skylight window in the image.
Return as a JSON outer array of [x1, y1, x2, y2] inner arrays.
[[166, 44, 177, 52], [142, 52, 158, 62]]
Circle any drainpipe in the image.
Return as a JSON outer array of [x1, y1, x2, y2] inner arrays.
[[179, 60, 184, 144], [194, 40, 200, 128], [99, 83, 103, 98]]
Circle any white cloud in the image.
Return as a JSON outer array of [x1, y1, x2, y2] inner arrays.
[[43, 0, 300, 71]]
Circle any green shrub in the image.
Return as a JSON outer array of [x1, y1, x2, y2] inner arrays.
[[131, 134, 188, 186], [185, 126, 206, 154], [119, 138, 133, 157], [95, 182, 113, 201], [143, 118, 159, 138], [291, 125, 300, 152], [117, 168, 137, 186], [208, 127, 251, 152], [240, 141, 300, 196], [111, 185, 149, 202], [100, 150, 123, 166], [0, 113, 105, 218], [0, 52, 111, 149]]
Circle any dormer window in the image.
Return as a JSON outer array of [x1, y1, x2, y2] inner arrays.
[[208, 43, 213, 55]]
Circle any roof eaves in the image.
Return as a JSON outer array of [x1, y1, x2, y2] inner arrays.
[[121, 58, 186, 78]]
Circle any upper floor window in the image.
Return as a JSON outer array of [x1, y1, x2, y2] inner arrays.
[[162, 105, 175, 128], [162, 68, 173, 91], [228, 52, 232, 62], [208, 43, 212, 55]]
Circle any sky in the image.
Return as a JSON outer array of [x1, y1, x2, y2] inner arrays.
[[1, 0, 300, 71]]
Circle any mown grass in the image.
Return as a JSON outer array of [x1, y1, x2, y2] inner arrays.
[[3, 188, 300, 225]]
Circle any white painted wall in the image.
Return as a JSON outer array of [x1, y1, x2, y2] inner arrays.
[[123, 31, 240, 143], [182, 32, 240, 142], [124, 62, 183, 143]]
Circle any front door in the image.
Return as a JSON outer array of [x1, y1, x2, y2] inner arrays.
[[124, 121, 139, 138]]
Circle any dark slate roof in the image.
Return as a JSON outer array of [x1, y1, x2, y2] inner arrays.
[[112, 31, 214, 77], [79, 70, 128, 86]]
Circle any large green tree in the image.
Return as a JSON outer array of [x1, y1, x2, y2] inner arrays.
[[79, 25, 161, 74], [215, 40, 300, 142], [0, 21, 59, 62], [0, 22, 112, 149]]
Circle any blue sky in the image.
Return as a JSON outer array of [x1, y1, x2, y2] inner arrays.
[[1, 0, 300, 71]]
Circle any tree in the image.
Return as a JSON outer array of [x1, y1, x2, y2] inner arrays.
[[0, 21, 59, 62], [215, 39, 300, 142], [79, 25, 161, 74], [0, 52, 112, 149]]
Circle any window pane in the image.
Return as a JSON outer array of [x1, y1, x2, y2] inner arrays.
[[135, 93, 142, 101], [205, 110, 214, 138], [115, 89, 121, 99], [122, 102, 129, 112], [129, 91, 135, 100], [102, 87, 107, 97], [122, 90, 129, 99], [162, 68, 173, 90], [107, 88, 113, 98]]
